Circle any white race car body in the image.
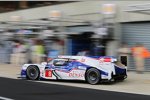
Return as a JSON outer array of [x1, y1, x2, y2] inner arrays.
[[21, 56, 127, 84]]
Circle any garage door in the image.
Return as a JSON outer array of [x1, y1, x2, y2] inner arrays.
[[122, 22, 150, 71]]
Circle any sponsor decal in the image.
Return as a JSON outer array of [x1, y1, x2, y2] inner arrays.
[[81, 58, 85, 62], [45, 70, 52, 77], [69, 71, 84, 77]]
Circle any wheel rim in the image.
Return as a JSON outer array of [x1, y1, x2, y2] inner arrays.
[[28, 67, 38, 79], [29, 68, 36, 77], [89, 71, 97, 81]]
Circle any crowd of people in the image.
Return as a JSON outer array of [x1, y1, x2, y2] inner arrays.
[[3, 38, 64, 66], [10, 39, 45, 65]]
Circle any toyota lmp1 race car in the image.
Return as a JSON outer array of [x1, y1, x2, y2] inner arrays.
[[21, 56, 127, 84]]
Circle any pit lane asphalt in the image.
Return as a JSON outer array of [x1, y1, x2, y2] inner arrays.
[[0, 77, 150, 100]]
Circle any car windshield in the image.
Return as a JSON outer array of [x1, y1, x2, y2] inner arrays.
[[53, 59, 69, 66], [48, 58, 69, 66]]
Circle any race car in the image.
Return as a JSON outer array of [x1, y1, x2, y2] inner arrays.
[[21, 56, 127, 84]]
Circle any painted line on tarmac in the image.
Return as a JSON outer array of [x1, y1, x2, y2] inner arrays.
[[0, 96, 14, 100]]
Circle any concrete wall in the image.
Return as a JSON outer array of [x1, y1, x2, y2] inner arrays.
[[0, 1, 150, 23]]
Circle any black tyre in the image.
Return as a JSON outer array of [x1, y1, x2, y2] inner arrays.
[[26, 65, 40, 80], [86, 68, 101, 85]]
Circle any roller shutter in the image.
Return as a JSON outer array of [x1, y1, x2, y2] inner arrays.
[[122, 22, 150, 71]]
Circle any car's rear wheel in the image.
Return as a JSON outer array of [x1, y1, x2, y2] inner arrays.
[[26, 65, 39, 80], [86, 68, 101, 85]]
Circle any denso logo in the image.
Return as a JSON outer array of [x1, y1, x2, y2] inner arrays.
[[69, 71, 84, 77]]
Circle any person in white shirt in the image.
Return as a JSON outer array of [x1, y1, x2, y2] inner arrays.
[[11, 40, 27, 65]]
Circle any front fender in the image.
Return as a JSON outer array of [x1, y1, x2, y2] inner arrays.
[[21, 63, 46, 78]]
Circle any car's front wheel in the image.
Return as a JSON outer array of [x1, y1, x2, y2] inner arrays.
[[26, 65, 40, 80], [85, 68, 101, 85]]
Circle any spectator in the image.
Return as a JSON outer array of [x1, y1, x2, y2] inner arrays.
[[131, 43, 150, 73], [31, 39, 45, 63], [4, 40, 13, 64], [11, 40, 27, 65], [24, 39, 33, 63], [51, 38, 64, 55]]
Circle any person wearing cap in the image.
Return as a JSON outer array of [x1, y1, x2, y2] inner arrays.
[[132, 43, 150, 73]]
